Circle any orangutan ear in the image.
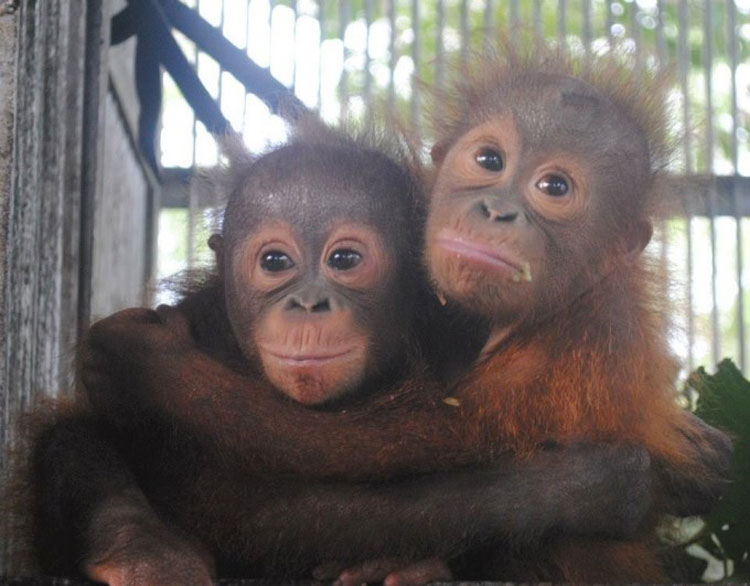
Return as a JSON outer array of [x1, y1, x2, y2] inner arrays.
[[209, 234, 225, 276], [624, 221, 653, 264]]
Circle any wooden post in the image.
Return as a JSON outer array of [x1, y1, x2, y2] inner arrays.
[[0, 1, 109, 572]]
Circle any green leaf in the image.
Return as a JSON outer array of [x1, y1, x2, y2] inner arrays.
[[688, 359, 750, 578]]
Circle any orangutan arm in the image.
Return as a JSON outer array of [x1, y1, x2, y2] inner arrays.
[[79, 305, 731, 521]]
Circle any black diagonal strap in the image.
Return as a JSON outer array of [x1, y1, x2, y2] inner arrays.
[[127, 0, 233, 137], [160, 0, 307, 119], [135, 23, 162, 170]]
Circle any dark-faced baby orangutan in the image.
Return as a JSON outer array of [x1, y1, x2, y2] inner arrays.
[[29, 121, 660, 585]]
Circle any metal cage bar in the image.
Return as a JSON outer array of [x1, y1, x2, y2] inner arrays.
[[727, 0, 746, 372], [153, 0, 750, 375]]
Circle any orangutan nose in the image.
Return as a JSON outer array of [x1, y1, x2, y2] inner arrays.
[[285, 290, 332, 313], [480, 199, 519, 223]]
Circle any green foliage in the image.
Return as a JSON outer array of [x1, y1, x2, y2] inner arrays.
[[689, 359, 750, 579]]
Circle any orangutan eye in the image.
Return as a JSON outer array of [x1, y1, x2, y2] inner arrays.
[[475, 148, 504, 172], [260, 251, 295, 272], [536, 174, 570, 197], [327, 249, 362, 271]]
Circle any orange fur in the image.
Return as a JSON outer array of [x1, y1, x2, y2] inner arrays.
[[429, 38, 719, 476], [422, 39, 724, 580]]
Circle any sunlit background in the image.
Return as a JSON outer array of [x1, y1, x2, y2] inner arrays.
[[155, 0, 750, 378]]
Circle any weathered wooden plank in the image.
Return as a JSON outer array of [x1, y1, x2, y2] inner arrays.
[[0, 0, 159, 573], [57, 2, 87, 388], [0, 0, 19, 481], [36, 0, 65, 401], [77, 0, 111, 335], [89, 89, 152, 319], [0, 0, 101, 469], [5, 0, 48, 429]]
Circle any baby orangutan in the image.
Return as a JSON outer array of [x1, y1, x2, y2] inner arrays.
[[415, 44, 733, 580], [29, 122, 659, 585]]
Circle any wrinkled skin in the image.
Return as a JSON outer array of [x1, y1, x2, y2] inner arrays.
[[215, 142, 422, 406], [425, 74, 652, 329]]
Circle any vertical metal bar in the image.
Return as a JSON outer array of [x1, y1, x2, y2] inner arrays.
[[678, 0, 695, 371], [630, 0, 641, 71], [436, 0, 445, 90], [339, 0, 349, 120], [484, 0, 494, 50], [728, 2, 740, 175], [533, 0, 542, 40], [582, 0, 591, 54], [703, 0, 720, 365], [728, 0, 745, 371], [558, 0, 567, 43], [411, 0, 420, 137], [291, 0, 298, 94], [318, 0, 325, 109], [388, 0, 396, 114], [217, 0, 225, 120], [655, 0, 667, 64], [510, 0, 519, 43], [211, 0, 227, 253], [460, 0, 469, 70], [241, 0, 250, 128], [188, 0, 200, 268], [655, 1, 669, 298], [364, 0, 372, 122]]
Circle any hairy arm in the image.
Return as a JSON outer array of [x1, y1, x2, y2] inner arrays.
[[30, 413, 214, 585], [159, 443, 652, 575], [31, 412, 651, 582], [656, 411, 733, 517], [80, 305, 732, 518], [79, 306, 472, 480]]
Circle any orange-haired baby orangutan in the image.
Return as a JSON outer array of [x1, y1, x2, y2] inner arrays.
[[420, 47, 733, 579]]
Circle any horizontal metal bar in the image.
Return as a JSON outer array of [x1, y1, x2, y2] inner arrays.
[[680, 176, 750, 217], [160, 171, 750, 214], [161, 167, 194, 207]]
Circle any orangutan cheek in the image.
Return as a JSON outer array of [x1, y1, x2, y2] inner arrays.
[[225, 293, 263, 359]]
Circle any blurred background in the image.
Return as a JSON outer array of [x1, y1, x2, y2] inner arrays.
[[153, 0, 750, 378]]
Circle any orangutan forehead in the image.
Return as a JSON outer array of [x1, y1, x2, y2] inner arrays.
[[468, 72, 648, 164], [236, 178, 394, 229], [485, 74, 602, 126], [221, 142, 415, 243]]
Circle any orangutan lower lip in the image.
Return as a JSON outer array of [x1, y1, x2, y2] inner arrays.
[[264, 348, 355, 366], [435, 230, 522, 273]]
